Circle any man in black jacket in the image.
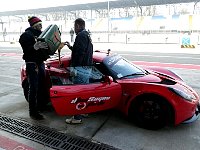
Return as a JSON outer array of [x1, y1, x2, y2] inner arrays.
[[66, 18, 93, 67], [19, 16, 49, 120], [63, 18, 93, 124]]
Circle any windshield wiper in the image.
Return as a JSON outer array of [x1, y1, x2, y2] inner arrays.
[[120, 72, 145, 79]]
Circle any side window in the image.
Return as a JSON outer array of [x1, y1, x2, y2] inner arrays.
[[68, 66, 104, 84], [89, 66, 104, 83], [49, 68, 72, 86], [95, 62, 111, 76], [50, 76, 64, 85], [50, 66, 104, 86]]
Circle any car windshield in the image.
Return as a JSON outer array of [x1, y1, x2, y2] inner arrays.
[[103, 54, 146, 79]]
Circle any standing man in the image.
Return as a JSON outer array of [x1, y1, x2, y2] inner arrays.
[[69, 28, 75, 43], [19, 16, 49, 120], [64, 18, 93, 124]]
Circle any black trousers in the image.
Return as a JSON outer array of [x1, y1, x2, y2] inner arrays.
[[26, 62, 47, 113]]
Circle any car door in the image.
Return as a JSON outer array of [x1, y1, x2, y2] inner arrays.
[[50, 66, 122, 116]]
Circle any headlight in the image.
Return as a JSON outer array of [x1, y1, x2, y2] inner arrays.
[[168, 87, 195, 102]]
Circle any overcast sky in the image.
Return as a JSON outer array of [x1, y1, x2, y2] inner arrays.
[[0, 0, 111, 12]]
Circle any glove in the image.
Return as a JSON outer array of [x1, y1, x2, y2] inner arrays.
[[65, 41, 72, 49], [34, 41, 48, 50], [57, 42, 65, 51], [64, 41, 70, 47]]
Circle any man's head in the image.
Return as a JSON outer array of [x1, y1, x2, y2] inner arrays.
[[74, 18, 85, 34], [28, 16, 42, 31]]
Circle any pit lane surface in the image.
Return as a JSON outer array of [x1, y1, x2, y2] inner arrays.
[[0, 42, 200, 150]]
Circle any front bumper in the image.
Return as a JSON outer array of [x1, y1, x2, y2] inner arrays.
[[182, 103, 200, 124]]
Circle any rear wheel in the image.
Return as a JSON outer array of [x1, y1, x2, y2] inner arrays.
[[22, 79, 50, 106], [22, 79, 29, 102], [129, 95, 172, 130]]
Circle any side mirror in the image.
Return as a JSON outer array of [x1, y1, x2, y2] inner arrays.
[[104, 76, 113, 84]]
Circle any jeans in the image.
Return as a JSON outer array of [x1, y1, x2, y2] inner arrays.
[[72, 66, 92, 84], [26, 62, 46, 113], [74, 115, 83, 120]]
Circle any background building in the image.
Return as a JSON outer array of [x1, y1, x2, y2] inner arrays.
[[0, 0, 199, 44]]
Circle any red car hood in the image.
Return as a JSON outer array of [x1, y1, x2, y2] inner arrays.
[[117, 73, 169, 84], [118, 69, 190, 91], [143, 66, 183, 81], [117, 68, 198, 99]]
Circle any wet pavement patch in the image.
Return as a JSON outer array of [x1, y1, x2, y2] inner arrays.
[[0, 113, 119, 150]]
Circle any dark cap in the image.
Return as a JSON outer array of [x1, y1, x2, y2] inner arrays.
[[28, 16, 42, 27]]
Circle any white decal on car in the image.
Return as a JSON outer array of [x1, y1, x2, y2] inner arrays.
[[70, 96, 111, 110]]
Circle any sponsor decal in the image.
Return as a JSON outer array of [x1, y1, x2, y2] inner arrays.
[[107, 55, 121, 65], [71, 96, 110, 110], [76, 102, 87, 110]]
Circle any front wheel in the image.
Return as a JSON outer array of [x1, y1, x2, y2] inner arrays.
[[129, 96, 171, 130]]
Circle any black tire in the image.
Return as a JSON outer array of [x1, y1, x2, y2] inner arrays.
[[22, 79, 29, 102], [22, 79, 50, 106], [129, 95, 171, 130]]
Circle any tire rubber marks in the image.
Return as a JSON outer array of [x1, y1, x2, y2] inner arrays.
[[0, 53, 22, 57], [133, 61, 200, 70]]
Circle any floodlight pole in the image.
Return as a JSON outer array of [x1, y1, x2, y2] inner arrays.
[[108, 0, 110, 32], [108, 0, 110, 42], [0, 18, 4, 31]]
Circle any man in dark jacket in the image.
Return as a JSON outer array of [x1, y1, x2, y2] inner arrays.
[[19, 16, 49, 120], [63, 18, 93, 124], [66, 18, 93, 67]]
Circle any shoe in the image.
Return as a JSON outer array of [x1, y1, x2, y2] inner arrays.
[[30, 113, 44, 120], [65, 116, 82, 124]]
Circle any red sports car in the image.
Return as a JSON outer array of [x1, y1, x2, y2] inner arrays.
[[20, 50, 200, 129]]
